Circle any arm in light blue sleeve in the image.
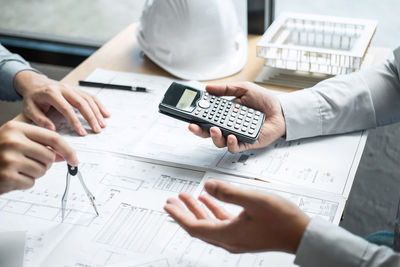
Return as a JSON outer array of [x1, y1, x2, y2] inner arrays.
[[295, 218, 400, 267], [278, 47, 400, 140], [0, 44, 37, 101]]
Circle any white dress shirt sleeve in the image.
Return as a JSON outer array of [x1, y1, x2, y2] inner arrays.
[[295, 218, 400, 267], [278, 47, 400, 140]]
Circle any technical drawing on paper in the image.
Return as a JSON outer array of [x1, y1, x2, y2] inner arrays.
[[95, 203, 176, 253], [153, 175, 199, 193], [101, 174, 144, 191], [215, 132, 364, 195]]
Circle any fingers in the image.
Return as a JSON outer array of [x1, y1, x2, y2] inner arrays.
[[91, 94, 110, 118], [209, 127, 226, 148], [17, 155, 47, 178], [21, 139, 56, 169], [23, 125, 78, 166], [24, 100, 56, 131], [188, 124, 210, 138], [46, 92, 87, 136], [63, 89, 102, 133], [178, 193, 210, 219], [205, 83, 248, 98], [11, 173, 35, 191], [198, 194, 233, 220], [204, 180, 255, 208], [78, 91, 106, 128]]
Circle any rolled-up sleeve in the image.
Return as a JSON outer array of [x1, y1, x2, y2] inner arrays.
[[278, 47, 400, 140], [295, 218, 400, 267], [0, 44, 36, 101]]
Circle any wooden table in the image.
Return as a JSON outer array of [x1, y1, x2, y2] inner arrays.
[[62, 23, 390, 93]]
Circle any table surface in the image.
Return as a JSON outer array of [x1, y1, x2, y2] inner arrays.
[[61, 23, 391, 92]]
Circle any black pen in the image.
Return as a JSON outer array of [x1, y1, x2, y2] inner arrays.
[[78, 80, 148, 92]]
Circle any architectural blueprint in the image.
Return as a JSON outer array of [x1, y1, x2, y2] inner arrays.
[[0, 69, 367, 266]]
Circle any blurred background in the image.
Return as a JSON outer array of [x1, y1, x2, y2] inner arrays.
[[1, 0, 400, 238]]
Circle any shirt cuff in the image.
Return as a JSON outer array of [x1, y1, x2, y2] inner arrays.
[[294, 217, 369, 267], [0, 60, 36, 101], [277, 89, 322, 140]]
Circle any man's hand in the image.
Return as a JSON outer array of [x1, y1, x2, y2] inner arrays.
[[0, 121, 78, 194], [14, 70, 110, 136], [189, 82, 286, 153], [164, 179, 310, 254]]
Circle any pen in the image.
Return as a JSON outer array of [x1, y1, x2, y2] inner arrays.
[[78, 80, 147, 92]]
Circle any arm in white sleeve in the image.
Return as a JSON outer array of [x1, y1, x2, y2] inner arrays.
[[278, 47, 400, 140], [0, 44, 36, 101], [295, 218, 400, 267]]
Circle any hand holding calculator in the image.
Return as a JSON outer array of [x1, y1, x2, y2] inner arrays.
[[159, 82, 266, 144]]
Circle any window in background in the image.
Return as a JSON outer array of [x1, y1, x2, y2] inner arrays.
[[0, 0, 146, 45], [275, 0, 400, 49]]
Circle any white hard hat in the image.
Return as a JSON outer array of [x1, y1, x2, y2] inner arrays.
[[137, 0, 247, 81]]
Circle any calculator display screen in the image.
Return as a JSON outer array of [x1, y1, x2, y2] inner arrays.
[[176, 89, 197, 110]]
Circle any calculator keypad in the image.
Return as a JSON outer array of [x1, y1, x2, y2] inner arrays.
[[193, 93, 263, 137]]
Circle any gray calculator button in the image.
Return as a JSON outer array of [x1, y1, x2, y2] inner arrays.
[[249, 129, 254, 134], [234, 124, 240, 129], [202, 113, 207, 117], [231, 112, 237, 117], [241, 127, 247, 132], [255, 111, 261, 115], [227, 121, 233, 127], [240, 110, 246, 115], [198, 100, 211, 109], [222, 116, 226, 119], [250, 124, 256, 129], [214, 118, 219, 121], [208, 115, 213, 119], [242, 106, 247, 111], [254, 115, 260, 120], [248, 108, 254, 113], [245, 117, 250, 122], [244, 122, 249, 127], [229, 117, 234, 121], [195, 111, 200, 115], [236, 119, 242, 124], [238, 115, 244, 120]]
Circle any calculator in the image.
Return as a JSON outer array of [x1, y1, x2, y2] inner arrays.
[[159, 82, 265, 144]]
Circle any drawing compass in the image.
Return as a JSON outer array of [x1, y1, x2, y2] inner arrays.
[[61, 164, 99, 222]]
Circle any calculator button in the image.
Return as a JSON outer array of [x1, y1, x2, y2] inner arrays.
[[214, 118, 219, 121], [195, 111, 200, 115], [202, 113, 207, 117], [198, 100, 211, 109], [229, 117, 234, 121], [240, 110, 246, 115], [248, 108, 254, 113], [227, 121, 233, 127], [242, 106, 247, 111], [220, 119, 225, 123], [231, 113, 237, 117], [235, 104, 240, 108], [238, 115, 244, 120], [255, 111, 261, 115], [250, 124, 256, 129], [236, 119, 242, 124], [234, 124, 240, 129], [241, 127, 247, 132], [245, 117, 250, 122], [222, 116, 226, 119], [249, 129, 254, 134], [244, 122, 249, 127], [233, 108, 239, 113]]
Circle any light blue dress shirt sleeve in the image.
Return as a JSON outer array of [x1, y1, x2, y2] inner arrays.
[[0, 44, 36, 101], [278, 47, 400, 140], [295, 218, 400, 267]]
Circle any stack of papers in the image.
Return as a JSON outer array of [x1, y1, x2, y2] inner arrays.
[[0, 69, 367, 266]]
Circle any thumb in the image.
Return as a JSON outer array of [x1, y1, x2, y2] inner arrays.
[[204, 179, 255, 208], [25, 103, 56, 131]]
